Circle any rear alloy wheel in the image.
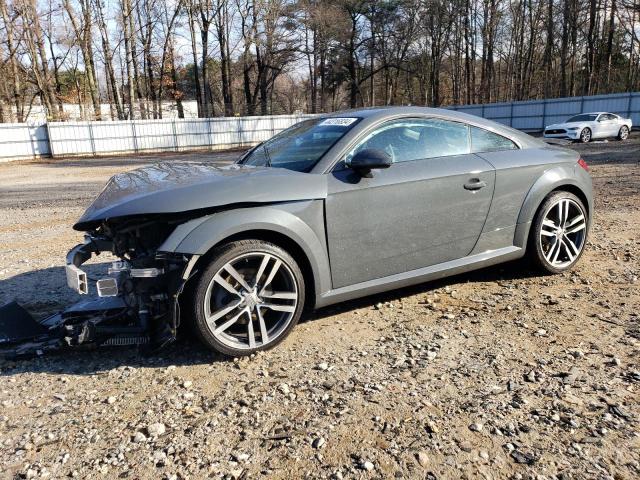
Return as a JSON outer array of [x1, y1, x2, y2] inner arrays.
[[617, 125, 629, 141], [193, 240, 304, 356], [530, 192, 588, 274], [579, 127, 592, 143]]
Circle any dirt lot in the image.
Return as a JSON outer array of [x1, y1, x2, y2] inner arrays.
[[0, 137, 638, 479]]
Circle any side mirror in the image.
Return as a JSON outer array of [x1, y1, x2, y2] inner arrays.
[[347, 149, 392, 177]]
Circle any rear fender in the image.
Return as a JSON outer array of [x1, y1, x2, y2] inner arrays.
[[158, 201, 331, 300], [514, 163, 593, 247]]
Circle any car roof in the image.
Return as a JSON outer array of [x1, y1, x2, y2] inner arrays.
[[324, 106, 491, 122], [571, 112, 611, 115], [310, 106, 546, 173], [321, 106, 542, 149]]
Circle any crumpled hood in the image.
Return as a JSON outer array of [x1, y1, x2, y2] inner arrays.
[[74, 162, 327, 230]]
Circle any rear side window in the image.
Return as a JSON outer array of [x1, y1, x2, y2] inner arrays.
[[470, 127, 518, 153]]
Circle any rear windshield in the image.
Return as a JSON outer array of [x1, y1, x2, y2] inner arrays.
[[239, 117, 360, 172], [567, 114, 598, 122]]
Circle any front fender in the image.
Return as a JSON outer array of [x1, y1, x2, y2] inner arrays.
[[158, 201, 331, 300], [514, 163, 593, 247]]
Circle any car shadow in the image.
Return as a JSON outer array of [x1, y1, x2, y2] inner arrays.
[[308, 259, 544, 321], [0, 259, 546, 376]]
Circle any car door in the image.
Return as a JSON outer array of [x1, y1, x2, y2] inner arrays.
[[324, 117, 496, 289], [594, 114, 616, 138]]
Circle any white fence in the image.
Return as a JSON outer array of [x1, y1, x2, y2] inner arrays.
[[0, 123, 51, 160], [448, 92, 640, 131], [0, 114, 315, 162], [47, 114, 315, 158], [1, 92, 639, 162]]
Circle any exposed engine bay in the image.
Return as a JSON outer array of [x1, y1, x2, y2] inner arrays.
[[0, 218, 199, 359]]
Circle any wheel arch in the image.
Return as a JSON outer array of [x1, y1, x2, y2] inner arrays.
[[514, 165, 593, 248], [201, 229, 318, 311], [159, 204, 331, 309]]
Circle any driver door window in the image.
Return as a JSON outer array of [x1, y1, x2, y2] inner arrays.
[[346, 118, 470, 164]]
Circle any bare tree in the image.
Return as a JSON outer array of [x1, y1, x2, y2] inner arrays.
[[2, 0, 640, 122]]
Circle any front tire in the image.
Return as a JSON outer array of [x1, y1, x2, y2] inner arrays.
[[617, 125, 629, 141], [192, 240, 305, 357], [579, 127, 592, 143], [529, 192, 588, 274]]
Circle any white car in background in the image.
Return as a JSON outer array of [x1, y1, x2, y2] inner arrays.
[[544, 112, 632, 143]]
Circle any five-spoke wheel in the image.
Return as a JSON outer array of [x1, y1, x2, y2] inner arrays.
[[193, 240, 304, 356], [579, 128, 592, 143], [530, 192, 588, 273]]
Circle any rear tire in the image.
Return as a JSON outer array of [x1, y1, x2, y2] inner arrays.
[[528, 191, 588, 274], [617, 125, 629, 141], [192, 240, 305, 357], [579, 128, 592, 143]]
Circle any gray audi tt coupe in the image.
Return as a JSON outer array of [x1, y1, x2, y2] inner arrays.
[[2, 107, 593, 358]]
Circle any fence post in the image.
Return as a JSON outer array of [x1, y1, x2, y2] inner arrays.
[[542, 98, 547, 131], [207, 118, 213, 150], [45, 122, 53, 158], [88, 121, 96, 156], [509, 102, 514, 128], [131, 121, 139, 153], [626, 92, 632, 120], [28, 124, 37, 159], [172, 118, 179, 152], [237, 117, 243, 148]]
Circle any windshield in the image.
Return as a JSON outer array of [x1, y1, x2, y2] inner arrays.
[[239, 117, 361, 172], [567, 114, 598, 122]]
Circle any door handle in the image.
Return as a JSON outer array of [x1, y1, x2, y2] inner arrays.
[[464, 178, 487, 191]]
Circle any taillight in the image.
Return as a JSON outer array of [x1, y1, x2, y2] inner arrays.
[[577, 158, 589, 171]]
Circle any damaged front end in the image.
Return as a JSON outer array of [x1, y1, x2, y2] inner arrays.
[[1, 218, 199, 359]]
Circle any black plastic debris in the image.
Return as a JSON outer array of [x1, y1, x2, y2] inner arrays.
[[0, 301, 47, 344]]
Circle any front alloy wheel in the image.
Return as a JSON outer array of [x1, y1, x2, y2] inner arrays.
[[193, 240, 304, 356], [579, 128, 592, 143], [531, 192, 588, 273]]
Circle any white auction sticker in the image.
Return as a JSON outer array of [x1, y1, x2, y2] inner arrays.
[[319, 118, 358, 127]]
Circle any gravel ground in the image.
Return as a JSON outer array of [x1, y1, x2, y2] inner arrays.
[[0, 136, 638, 479]]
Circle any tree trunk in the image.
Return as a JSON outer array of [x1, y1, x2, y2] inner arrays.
[[170, 43, 184, 118], [123, 0, 136, 119], [216, 1, 233, 116], [0, 0, 24, 121], [94, 0, 125, 119], [187, 5, 204, 117], [585, 0, 598, 94], [543, 0, 554, 97], [605, 0, 616, 89], [348, 14, 358, 108]]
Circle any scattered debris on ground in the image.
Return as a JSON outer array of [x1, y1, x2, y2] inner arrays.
[[0, 139, 638, 478]]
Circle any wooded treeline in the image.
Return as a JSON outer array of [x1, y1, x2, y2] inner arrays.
[[0, 0, 639, 122]]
